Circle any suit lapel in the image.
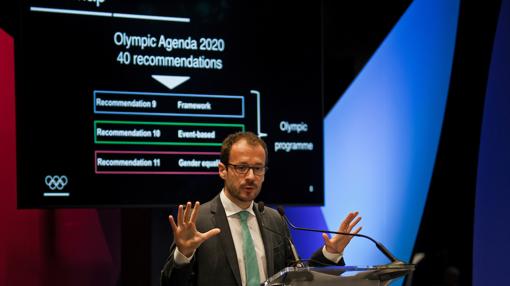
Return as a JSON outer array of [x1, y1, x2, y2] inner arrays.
[[254, 203, 274, 278], [211, 196, 242, 286]]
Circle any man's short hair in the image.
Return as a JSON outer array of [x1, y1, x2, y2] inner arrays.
[[220, 132, 268, 165]]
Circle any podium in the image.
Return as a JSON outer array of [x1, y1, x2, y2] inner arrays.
[[263, 263, 415, 286]]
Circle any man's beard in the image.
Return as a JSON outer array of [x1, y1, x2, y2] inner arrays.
[[225, 181, 261, 203]]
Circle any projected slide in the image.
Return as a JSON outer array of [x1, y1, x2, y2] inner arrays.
[[16, 0, 324, 207]]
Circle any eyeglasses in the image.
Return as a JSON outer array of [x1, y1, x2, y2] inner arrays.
[[226, 163, 268, 176]]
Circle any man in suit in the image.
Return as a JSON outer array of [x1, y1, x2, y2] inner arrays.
[[161, 132, 361, 286]]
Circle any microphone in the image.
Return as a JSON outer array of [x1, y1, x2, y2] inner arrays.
[[257, 202, 304, 267], [257, 200, 265, 213], [276, 206, 401, 263]]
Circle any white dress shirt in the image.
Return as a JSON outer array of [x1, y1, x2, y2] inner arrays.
[[219, 190, 268, 285]]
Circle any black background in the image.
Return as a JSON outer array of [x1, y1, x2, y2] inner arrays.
[[15, 0, 324, 207]]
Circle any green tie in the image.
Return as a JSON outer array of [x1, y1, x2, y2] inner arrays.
[[239, 211, 260, 286]]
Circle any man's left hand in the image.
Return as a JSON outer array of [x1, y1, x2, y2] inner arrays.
[[322, 211, 362, 254]]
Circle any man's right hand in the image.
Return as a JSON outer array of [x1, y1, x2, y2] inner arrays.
[[169, 201, 221, 258]]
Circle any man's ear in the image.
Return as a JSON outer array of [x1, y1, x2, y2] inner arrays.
[[218, 162, 227, 179]]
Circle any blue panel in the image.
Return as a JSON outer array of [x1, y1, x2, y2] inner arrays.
[[288, 0, 459, 269], [322, 0, 459, 266], [473, 1, 510, 285], [285, 206, 329, 259]]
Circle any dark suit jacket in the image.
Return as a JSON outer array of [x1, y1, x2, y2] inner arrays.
[[161, 195, 345, 286]]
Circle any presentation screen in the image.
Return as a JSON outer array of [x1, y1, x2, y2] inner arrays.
[[16, 0, 324, 207]]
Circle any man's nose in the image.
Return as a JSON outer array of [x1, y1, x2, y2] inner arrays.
[[245, 168, 256, 179]]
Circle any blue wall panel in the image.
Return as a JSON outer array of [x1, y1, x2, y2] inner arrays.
[[473, 0, 510, 284], [288, 0, 460, 268]]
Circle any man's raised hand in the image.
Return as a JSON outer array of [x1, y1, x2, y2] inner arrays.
[[169, 201, 221, 257], [322, 211, 362, 254]]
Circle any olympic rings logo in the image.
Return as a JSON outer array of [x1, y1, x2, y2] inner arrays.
[[45, 175, 68, 190]]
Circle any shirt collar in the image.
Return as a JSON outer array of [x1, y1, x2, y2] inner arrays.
[[220, 189, 255, 217]]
